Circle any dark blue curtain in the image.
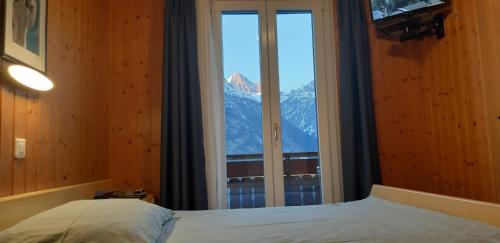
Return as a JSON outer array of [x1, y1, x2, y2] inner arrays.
[[337, 0, 382, 201], [160, 0, 208, 210]]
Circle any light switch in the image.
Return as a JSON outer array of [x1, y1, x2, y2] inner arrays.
[[15, 138, 26, 159]]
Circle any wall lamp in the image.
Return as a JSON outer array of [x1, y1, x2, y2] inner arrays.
[[7, 65, 54, 92]]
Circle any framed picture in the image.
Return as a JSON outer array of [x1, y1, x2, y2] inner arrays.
[[1, 0, 47, 73]]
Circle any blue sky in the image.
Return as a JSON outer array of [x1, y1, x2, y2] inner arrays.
[[222, 12, 315, 93]]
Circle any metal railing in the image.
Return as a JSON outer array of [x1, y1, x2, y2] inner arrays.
[[226, 152, 321, 208]]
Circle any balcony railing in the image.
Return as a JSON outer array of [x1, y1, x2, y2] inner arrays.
[[226, 152, 321, 209]]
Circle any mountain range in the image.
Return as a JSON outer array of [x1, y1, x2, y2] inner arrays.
[[224, 73, 319, 155]]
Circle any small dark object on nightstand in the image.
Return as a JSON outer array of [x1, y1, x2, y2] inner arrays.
[[94, 189, 147, 199]]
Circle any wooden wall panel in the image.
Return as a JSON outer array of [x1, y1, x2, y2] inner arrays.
[[107, 0, 164, 197], [370, 0, 500, 203], [0, 0, 109, 197], [0, 79, 14, 197], [13, 90, 28, 195], [105, 0, 500, 202], [475, 0, 500, 203]]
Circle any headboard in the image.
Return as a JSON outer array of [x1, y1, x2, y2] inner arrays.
[[371, 184, 500, 227], [0, 179, 112, 231]]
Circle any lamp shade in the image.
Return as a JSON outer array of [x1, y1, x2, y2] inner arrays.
[[8, 65, 54, 91]]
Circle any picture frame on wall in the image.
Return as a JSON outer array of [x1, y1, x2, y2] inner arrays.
[[1, 0, 47, 73]]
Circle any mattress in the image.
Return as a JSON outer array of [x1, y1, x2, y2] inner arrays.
[[162, 197, 500, 243]]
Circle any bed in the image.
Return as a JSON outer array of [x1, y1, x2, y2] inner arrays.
[[165, 196, 500, 242], [1, 182, 500, 242]]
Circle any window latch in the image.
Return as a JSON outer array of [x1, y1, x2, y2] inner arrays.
[[274, 123, 280, 142]]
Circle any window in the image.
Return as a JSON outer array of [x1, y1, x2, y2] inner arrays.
[[213, 0, 339, 208], [222, 12, 266, 208]]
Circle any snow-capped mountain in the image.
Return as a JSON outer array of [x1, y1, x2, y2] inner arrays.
[[281, 81, 318, 138], [224, 73, 319, 155], [226, 73, 261, 101]]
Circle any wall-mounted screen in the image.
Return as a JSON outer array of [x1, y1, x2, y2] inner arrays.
[[371, 0, 446, 22]]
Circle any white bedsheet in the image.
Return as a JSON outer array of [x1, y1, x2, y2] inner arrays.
[[163, 197, 500, 243]]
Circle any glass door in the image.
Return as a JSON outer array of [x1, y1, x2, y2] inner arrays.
[[222, 12, 267, 209], [267, 0, 334, 207], [274, 11, 323, 206], [214, 0, 335, 208], [214, 1, 276, 208]]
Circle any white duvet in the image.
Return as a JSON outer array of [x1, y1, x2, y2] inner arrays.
[[2, 197, 499, 243], [163, 197, 500, 243]]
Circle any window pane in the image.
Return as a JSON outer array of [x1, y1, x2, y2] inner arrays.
[[222, 12, 265, 209], [276, 12, 322, 206]]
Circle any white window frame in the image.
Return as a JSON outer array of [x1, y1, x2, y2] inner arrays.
[[211, 0, 343, 208]]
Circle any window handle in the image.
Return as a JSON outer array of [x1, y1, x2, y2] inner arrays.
[[274, 123, 280, 142]]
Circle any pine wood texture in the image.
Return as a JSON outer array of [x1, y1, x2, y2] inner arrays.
[[371, 185, 500, 227], [107, 0, 164, 198], [0, 0, 109, 197], [0, 179, 111, 230], [370, 1, 500, 203]]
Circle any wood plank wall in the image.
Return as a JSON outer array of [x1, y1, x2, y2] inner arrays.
[[105, 0, 500, 203], [0, 0, 109, 197], [370, 0, 500, 203], [107, 0, 164, 197], [5, 0, 494, 204]]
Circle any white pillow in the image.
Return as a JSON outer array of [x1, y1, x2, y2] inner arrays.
[[0, 199, 173, 243]]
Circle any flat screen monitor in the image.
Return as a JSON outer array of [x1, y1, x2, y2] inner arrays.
[[370, 0, 447, 22]]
